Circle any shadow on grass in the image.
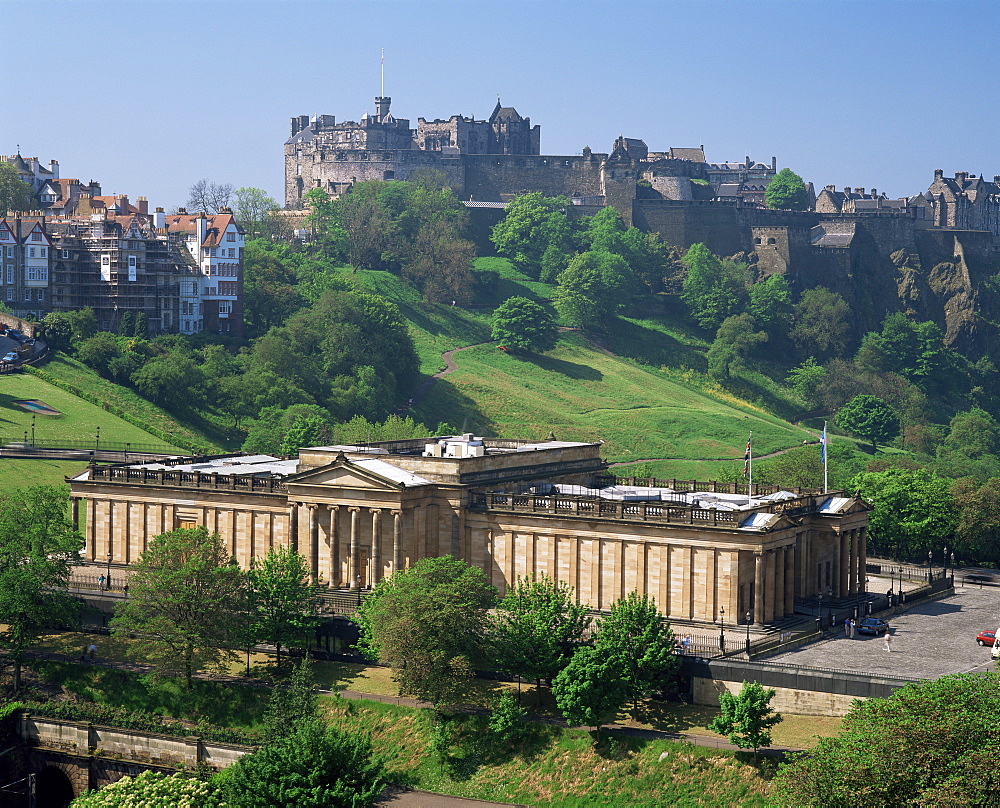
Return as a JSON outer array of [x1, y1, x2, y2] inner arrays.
[[445, 714, 562, 781], [414, 378, 495, 437], [628, 700, 721, 734], [604, 317, 707, 373], [592, 728, 648, 761], [525, 353, 603, 381]]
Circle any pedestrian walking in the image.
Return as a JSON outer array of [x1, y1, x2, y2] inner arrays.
[[98, 574, 105, 591], [123, 583, 129, 597], [681, 635, 691, 653], [88, 643, 97, 661], [844, 618, 852, 637], [884, 630, 892, 652]]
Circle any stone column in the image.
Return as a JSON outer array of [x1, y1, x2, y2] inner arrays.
[[753, 551, 764, 626], [71, 497, 80, 531], [839, 530, 850, 596], [784, 543, 795, 615], [326, 505, 340, 587], [370, 508, 382, 585], [88, 499, 97, 562], [289, 503, 299, 555], [774, 547, 785, 620], [858, 527, 868, 591], [308, 504, 320, 584], [849, 529, 859, 594], [391, 510, 402, 574], [348, 507, 361, 590]]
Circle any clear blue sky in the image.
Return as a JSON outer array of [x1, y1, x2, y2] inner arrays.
[[4, 0, 997, 210]]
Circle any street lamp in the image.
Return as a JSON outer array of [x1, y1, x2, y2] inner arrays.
[[719, 605, 726, 653], [817, 590, 824, 630], [106, 552, 112, 591], [828, 586, 833, 627], [928, 550, 933, 582], [745, 611, 752, 654], [95, 425, 101, 453], [30, 414, 35, 446]]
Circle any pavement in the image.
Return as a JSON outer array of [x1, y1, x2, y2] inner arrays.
[[762, 575, 1000, 678]]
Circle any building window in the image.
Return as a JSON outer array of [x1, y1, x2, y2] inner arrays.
[[227, 232, 236, 242], [24, 290, 30, 301], [39, 247, 46, 258], [5, 247, 12, 258], [37, 290, 44, 301], [31, 232, 42, 242], [5, 288, 11, 301], [61, 249, 70, 259], [228, 248, 235, 258], [219, 301, 232, 315], [5, 265, 12, 284], [27, 248, 35, 258]]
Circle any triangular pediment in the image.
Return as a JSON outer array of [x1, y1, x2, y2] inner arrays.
[[286, 460, 403, 491]]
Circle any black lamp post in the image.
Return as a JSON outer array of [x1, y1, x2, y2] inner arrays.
[[106, 552, 112, 591], [745, 611, 752, 654], [828, 586, 833, 627], [719, 605, 726, 653], [95, 425, 101, 453], [817, 590, 824, 630], [928, 549, 933, 583], [30, 414, 35, 446]]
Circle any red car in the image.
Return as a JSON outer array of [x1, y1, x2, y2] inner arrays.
[[977, 630, 996, 647]]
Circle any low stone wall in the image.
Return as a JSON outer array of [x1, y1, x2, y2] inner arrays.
[[19, 714, 252, 770], [0, 312, 37, 339], [694, 677, 865, 717]]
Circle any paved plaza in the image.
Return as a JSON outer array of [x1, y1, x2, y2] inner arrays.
[[763, 576, 1000, 679]]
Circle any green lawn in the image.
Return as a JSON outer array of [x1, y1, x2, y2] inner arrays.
[[415, 332, 811, 463], [0, 458, 89, 491], [0, 371, 177, 448]]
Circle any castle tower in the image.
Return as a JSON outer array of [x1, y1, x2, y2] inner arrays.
[[374, 96, 391, 122]]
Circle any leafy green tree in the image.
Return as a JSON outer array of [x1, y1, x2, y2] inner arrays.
[[64, 306, 98, 341], [0, 486, 83, 689], [789, 287, 851, 359], [941, 407, 1000, 461], [593, 592, 678, 708], [835, 394, 900, 451], [134, 311, 148, 337], [280, 412, 333, 455], [262, 656, 321, 739], [850, 468, 957, 559], [71, 771, 220, 807], [552, 646, 628, 727], [764, 167, 809, 210], [488, 690, 528, 741], [403, 216, 476, 304], [708, 680, 782, 759], [772, 673, 1000, 807], [488, 574, 590, 688], [680, 243, 749, 330], [218, 719, 385, 808], [0, 162, 35, 212], [39, 312, 74, 352], [249, 547, 319, 669], [75, 332, 123, 377], [491, 192, 575, 279], [355, 556, 497, 709], [951, 477, 1000, 563], [785, 357, 826, 406], [117, 310, 134, 337], [130, 353, 204, 409], [490, 296, 558, 353], [242, 239, 306, 338], [234, 186, 281, 240], [111, 527, 245, 687], [707, 314, 767, 380], [554, 250, 635, 330], [748, 274, 792, 338]]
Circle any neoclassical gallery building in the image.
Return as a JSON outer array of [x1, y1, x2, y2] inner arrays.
[[69, 434, 870, 626]]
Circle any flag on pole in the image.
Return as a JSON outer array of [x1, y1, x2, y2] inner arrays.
[[743, 435, 752, 477], [820, 423, 827, 464]]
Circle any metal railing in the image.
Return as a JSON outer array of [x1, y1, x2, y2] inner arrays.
[[3, 438, 179, 453], [87, 465, 287, 493]]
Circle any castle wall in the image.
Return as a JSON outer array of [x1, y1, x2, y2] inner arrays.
[[633, 200, 746, 255], [461, 154, 605, 202]]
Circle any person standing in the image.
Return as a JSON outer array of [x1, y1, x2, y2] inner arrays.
[[844, 618, 852, 637], [884, 630, 892, 652], [848, 618, 856, 638]]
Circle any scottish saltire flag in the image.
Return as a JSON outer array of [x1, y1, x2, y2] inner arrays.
[[820, 423, 827, 464], [743, 435, 751, 477]]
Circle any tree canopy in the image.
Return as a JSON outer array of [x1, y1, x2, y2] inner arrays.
[[772, 673, 1000, 806], [110, 527, 245, 687], [490, 296, 558, 353], [764, 168, 809, 211], [788, 287, 851, 359], [491, 192, 573, 279], [680, 243, 749, 330], [708, 680, 782, 757], [355, 556, 498, 709], [186, 178, 233, 213], [0, 486, 83, 689], [0, 162, 35, 212], [249, 547, 319, 669], [835, 394, 900, 451], [554, 250, 635, 330]]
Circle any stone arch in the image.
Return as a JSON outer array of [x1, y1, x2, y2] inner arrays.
[[35, 764, 77, 807]]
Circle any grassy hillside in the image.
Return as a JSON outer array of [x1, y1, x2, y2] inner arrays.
[[340, 260, 813, 467]]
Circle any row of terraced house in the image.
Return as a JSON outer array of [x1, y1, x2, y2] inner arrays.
[[1, 155, 244, 336]]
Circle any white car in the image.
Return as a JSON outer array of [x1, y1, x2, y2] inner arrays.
[[2, 352, 19, 363]]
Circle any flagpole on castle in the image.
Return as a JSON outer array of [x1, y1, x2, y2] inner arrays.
[[821, 421, 829, 494]]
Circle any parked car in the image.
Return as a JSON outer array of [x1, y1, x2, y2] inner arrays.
[[856, 617, 890, 636], [2, 352, 19, 363], [977, 630, 997, 646]]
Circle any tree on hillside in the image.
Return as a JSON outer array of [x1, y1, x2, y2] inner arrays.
[[490, 296, 558, 353], [218, 717, 385, 808], [764, 168, 809, 211], [39, 312, 74, 352], [789, 287, 852, 359], [581, 206, 670, 291], [552, 646, 628, 728], [64, 306, 98, 341], [111, 527, 245, 687], [488, 575, 590, 688], [835, 394, 900, 451], [951, 477, 1000, 563], [355, 556, 497, 709], [491, 192, 575, 279], [772, 673, 1000, 806], [234, 186, 281, 240], [748, 274, 793, 338], [785, 357, 827, 406], [0, 486, 83, 690], [680, 243, 749, 330], [709, 680, 782, 760], [130, 353, 205, 409], [850, 468, 957, 559], [0, 162, 35, 212], [554, 250, 635, 330], [187, 179, 233, 213], [707, 314, 768, 380], [249, 547, 319, 669]]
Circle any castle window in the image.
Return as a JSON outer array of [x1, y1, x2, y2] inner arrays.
[[754, 238, 762, 244], [767, 238, 777, 245], [383, 170, 395, 180]]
